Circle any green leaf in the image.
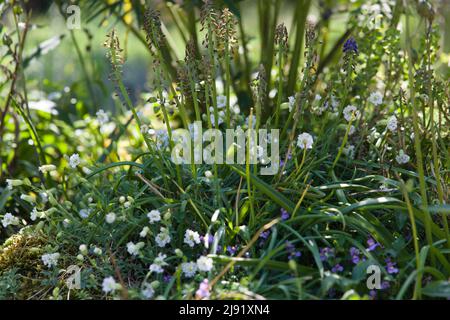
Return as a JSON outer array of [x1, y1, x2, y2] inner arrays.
[[421, 281, 450, 298]]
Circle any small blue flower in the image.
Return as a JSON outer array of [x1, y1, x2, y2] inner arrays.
[[331, 263, 344, 273], [260, 230, 271, 239], [285, 241, 301, 260], [349, 247, 361, 264], [226, 245, 237, 256], [366, 237, 379, 251], [385, 258, 399, 274], [320, 247, 334, 261], [343, 37, 358, 54], [281, 208, 290, 221]]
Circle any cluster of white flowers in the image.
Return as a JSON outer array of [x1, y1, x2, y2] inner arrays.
[[41, 253, 60, 268], [181, 262, 198, 278], [69, 153, 81, 168], [368, 91, 383, 106], [127, 241, 145, 256], [147, 210, 161, 223], [149, 253, 167, 273], [184, 229, 201, 247], [196, 256, 213, 272], [343, 105, 360, 122], [105, 212, 116, 224], [102, 276, 119, 294], [155, 227, 171, 247], [2, 213, 20, 228], [396, 149, 410, 164], [297, 133, 314, 150], [386, 115, 397, 132], [96, 109, 109, 125]]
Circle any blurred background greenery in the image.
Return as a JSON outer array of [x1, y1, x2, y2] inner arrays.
[[7, 0, 448, 121]]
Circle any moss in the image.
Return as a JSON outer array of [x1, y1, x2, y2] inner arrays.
[[0, 229, 48, 299]]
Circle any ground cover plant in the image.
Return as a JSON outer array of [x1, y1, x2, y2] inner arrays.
[[0, 0, 449, 300]]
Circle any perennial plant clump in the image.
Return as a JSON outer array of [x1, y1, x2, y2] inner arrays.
[[0, 0, 449, 300]]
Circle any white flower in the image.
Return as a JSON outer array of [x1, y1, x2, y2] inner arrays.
[[20, 194, 34, 204], [2, 213, 20, 228], [69, 153, 81, 168], [181, 262, 198, 278], [343, 105, 360, 122], [147, 210, 161, 224], [30, 207, 44, 221], [142, 283, 155, 299], [38, 164, 56, 173], [204, 170, 213, 179], [96, 109, 109, 125], [348, 125, 356, 136], [155, 227, 171, 247], [127, 241, 144, 256], [288, 96, 296, 112], [296, 133, 314, 150], [396, 150, 410, 164], [140, 226, 150, 238], [6, 179, 23, 190], [217, 95, 227, 108], [105, 212, 116, 224], [79, 244, 88, 255], [387, 115, 397, 132], [41, 253, 60, 268], [197, 256, 213, 272], [102, 276, 119, 293], [79, 208, 91, 219], [184, 229, 201, 248], [93, 247, 102, 255], [149, 253, 167, 274], [368, 92, 383, 106]]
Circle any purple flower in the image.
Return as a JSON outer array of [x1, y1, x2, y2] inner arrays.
[[279, 153, 292, 168], [331, 263, 344, 273], [319, 247, 334, 262], [260, 230, 271, 239], [349, 247, 361, 264], [385, 258, 399, 274], [163, 274, 172, 283], [381, 281, 390, 290], [195, 279, 210, 299], [343, 37, 358, 54], [226, 245, 237, 256], [285, 241, 301, 260], [281, 208, 290, 221], [369, 290, 377, 299], [366, 237, 379, 251]]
